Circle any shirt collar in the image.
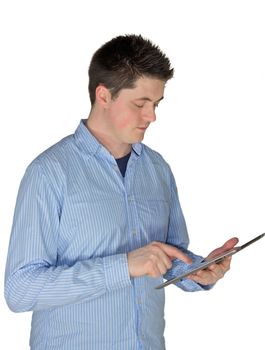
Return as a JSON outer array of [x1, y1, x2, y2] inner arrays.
[[131, 142, 142, 156], [74, 119, 102, 156], [74, 119, 143, 157]]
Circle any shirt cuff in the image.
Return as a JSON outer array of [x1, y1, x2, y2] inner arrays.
[[164, 251, 215, 292], [176, 278, 215, 292], [103, 254, 132, 291]]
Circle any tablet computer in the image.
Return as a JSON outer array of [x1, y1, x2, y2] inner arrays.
[[155, 233, 265, 289]]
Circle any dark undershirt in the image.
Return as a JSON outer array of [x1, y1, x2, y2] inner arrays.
[[115, 152, 131, 177]]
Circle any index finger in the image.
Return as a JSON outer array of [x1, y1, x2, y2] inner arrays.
[[152, 242, 192, 264]]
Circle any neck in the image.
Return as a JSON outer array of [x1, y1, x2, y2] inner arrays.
[[86, 110, 132, 159]]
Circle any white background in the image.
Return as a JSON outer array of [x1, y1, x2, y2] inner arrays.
[[0, 1, 264, 349]]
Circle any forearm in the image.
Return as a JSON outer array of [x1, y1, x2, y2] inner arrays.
[[5, 254, 131, 312], [164, 250, 214, 291]]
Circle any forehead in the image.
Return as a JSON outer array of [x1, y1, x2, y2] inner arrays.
[[120, 77, 165, 101]]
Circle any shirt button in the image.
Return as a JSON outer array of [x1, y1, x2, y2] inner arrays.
[[132, 229, 137, 236], [128, 195, 134, 202]]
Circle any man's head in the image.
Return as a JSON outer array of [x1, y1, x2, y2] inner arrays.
[[88, 34, 174, 106]]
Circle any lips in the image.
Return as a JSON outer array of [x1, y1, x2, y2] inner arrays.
[[137, 125, 148, 131]]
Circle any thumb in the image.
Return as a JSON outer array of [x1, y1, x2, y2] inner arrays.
[[207, 237, 239, 260]]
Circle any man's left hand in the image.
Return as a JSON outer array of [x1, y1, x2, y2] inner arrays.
[[187, 237, 239, 285]]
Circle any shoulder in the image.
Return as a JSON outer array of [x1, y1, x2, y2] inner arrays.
[[25, 134, 75, 192], [34, 134, 74, 167], [141, 144, 170, 169], [140, 144, 177, 187]]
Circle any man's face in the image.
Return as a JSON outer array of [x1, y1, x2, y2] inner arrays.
[[106, 77, 165, 145]]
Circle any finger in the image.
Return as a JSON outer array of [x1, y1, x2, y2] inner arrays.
[[142, 244, 172, 277], [156, 260, 170, 276], [187, 269, 211, 284], [150, 264, 163, 278], [207, 237, 239, 260], [148, 251, 170, 277], [152, 242, 192, 264], [188, 266, 222, 285], [150, 245, 173, 270], [207, 264, 225, 277], [188, 272, 215, 285], [216, 256, 232, 272], [187, 273, 209, 285], [222, 237, 239, 250]]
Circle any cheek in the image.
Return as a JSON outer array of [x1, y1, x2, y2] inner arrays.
[[117, 115, 133, 128], [113, 108, 136, 129]]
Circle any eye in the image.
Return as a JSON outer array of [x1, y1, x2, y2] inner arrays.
[[134, 103, 144, 108]]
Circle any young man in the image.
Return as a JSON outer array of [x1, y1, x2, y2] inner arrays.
[[5, 35, 238, 349]]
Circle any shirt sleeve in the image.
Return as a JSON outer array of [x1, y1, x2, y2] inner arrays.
[[164, 169, 214, 292], [4, 161, 131, 313]]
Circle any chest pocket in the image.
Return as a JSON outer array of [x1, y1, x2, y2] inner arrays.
[[132, 160, 172, 244], [136, 198, 170, 243]]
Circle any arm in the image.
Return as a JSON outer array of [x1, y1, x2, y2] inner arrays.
[[164, 169, 238, 289], [163, 169, 212, 291], [4, 161, 131, 313]]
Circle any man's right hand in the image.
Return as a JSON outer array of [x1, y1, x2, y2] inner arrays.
[[127, 241, 192, 278]]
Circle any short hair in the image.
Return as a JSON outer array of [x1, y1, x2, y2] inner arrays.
[[88, 34, 174, 105]]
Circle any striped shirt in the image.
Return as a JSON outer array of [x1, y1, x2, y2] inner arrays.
[[5, 120, 208, 350]]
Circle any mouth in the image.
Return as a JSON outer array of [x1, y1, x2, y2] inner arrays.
[[136, 126, 148, 132]]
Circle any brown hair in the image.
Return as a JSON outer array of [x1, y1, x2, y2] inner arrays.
[[88, 34, 174, 105]]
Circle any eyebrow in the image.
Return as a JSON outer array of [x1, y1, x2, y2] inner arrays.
[[134, 96, 164, 103]]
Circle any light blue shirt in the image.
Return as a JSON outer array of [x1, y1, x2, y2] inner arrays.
[[5, 120, 209, 350]]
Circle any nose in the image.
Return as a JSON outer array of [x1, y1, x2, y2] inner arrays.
[[142, 105, 156, 123]]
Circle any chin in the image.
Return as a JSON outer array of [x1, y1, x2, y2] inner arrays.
[[128, 131, 145, 144], [132, 135, 144, 143]]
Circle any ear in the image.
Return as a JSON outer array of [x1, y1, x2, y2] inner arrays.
[[95, 85, 112, 107]]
